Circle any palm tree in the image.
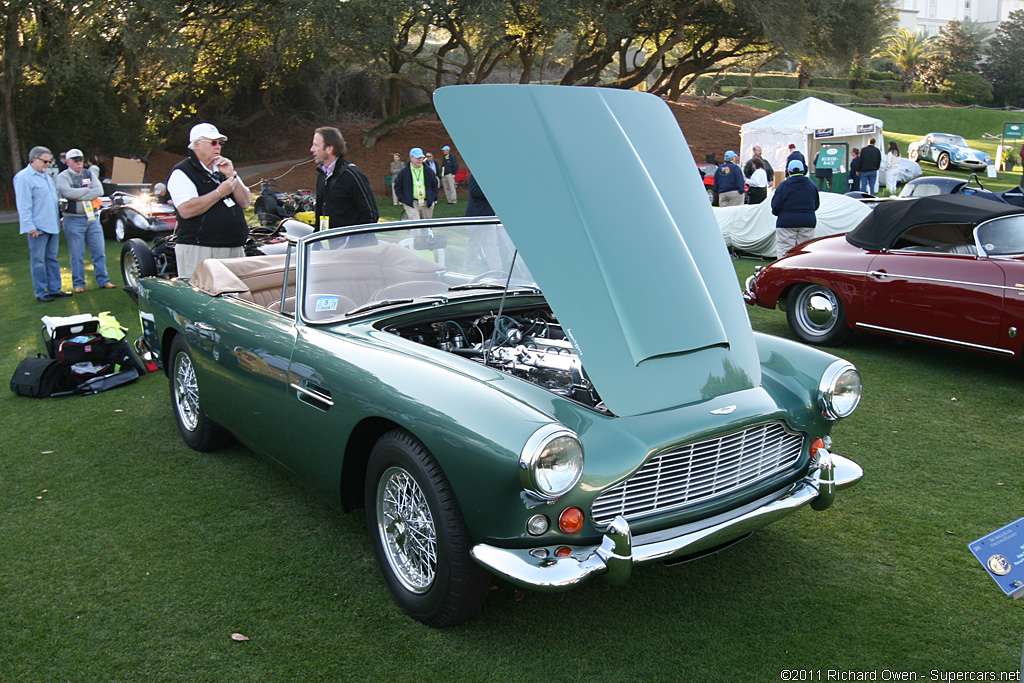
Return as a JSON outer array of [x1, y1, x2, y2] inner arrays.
[[878, 28, 939, 92]]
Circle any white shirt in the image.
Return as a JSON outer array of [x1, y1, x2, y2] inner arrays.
[[747, 168, 768, 188], [167, 157, 217, 206]]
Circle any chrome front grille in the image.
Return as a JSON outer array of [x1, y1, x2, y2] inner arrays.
[[590, 422, 804, 526]]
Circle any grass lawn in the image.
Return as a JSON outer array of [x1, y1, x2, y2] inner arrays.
[[2, 207, 1024, 680]]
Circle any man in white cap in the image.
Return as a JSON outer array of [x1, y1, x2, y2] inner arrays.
[[439, 144, 459, 204], [393, 147, 438, 220], [713, 150, 745, 207], [55, 148, 113, 292], [166, 123, 251, 278]]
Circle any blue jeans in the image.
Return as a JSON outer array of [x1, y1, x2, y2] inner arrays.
[[28, 230, 63, 298], [63, 214, 110, 288], [860, 170, 877, 195]]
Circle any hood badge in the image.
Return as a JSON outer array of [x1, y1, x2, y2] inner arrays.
[[710, 405, 737, 415]]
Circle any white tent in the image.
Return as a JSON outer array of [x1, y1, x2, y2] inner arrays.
[[740, 98, 884, 191]]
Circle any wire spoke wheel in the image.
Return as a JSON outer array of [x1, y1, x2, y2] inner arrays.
[[173, 351, 200, 432], [377, 466, 437, 593], [167, 335, 230, 452], [364, 429, 490, 627]]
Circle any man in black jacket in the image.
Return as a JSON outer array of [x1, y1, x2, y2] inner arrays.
[[311, 126, 379, 232], [167, 123, 252, 279], [858, 138, 882, 195]]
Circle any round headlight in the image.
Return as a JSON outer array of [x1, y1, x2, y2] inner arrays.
[[129, 210, 150, 229], [519, 424, 584, 500], [818, 360, 862, 420]]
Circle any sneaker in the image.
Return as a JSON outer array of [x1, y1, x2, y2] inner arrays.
[[36, 295, 55, 302], [50, 291, 73, 297]]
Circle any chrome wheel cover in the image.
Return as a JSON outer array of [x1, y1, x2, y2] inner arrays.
[[173, 352, 200, 432], [795, 286, 839, 337], [123, 251, 140, 289], [377, 466, 437, 593], [115, 218, 127, 241]]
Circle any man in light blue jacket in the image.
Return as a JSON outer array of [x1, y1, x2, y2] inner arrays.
[[14, 146, 71, 302]]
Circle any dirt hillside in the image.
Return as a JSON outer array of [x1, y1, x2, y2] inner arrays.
[[146, 95, 766, 198]]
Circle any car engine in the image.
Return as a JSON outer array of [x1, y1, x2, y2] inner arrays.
[[385, 308, 608, 413]]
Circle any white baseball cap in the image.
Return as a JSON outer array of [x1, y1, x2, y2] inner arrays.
[[65, 148, 84, 160], [189, 123, 228, 145]]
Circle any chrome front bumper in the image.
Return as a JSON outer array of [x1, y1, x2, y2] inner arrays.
[[471, 451, 862, 591]]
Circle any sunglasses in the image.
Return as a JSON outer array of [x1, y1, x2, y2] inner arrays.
[[37, 157, 53, 164], [205, 139, 224, 147]]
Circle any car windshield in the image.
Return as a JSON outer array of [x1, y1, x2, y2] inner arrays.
[[976, 215, 1024, 257], [299, 221, 537, 322], [935, 134, 968, 146]]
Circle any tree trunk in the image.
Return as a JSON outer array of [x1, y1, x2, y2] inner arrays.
[[901, 69, 914, 92], [797, 61, 811, 89], [362, 103, 435, 149]]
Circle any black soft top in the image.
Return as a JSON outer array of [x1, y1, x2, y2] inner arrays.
[[846, 194, 1024, 250]]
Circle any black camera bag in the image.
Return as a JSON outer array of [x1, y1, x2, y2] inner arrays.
[[10, 355, 67, 398]]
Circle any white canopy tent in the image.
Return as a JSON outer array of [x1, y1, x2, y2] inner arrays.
[[740, 98, 885, 191]]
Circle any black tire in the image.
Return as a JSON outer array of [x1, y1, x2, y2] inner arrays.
[[168, 335, 231, 452], [365, 429, 490, 627], [908, 148, 919, 163], [786, 284, 851, 346], [937, 152, 951, 171], [121, 238, 157, 300]]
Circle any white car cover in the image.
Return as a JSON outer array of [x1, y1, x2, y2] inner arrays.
[[714, 192, 873, 258], [878, 158, 923, 192]]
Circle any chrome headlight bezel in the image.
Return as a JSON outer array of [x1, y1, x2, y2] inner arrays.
[[519, 424, 584, 500], [818, 360, 862, 420]]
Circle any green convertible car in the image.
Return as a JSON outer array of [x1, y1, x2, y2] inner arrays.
[[136, 85, 864, 627]]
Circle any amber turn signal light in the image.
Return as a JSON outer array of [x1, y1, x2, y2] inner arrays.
[[558, 507, 584, 534]]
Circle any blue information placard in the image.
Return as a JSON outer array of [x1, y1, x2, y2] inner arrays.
[[969, 518, 1024, 598]]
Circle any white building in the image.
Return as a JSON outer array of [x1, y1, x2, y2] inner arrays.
[[895, 0, 1023, 35]]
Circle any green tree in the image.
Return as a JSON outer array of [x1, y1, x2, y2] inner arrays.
[[982, 9, 1024, 108], [919, 20, 983, 92], [940, 72, 992, 106], [878, 27, 938, 92]]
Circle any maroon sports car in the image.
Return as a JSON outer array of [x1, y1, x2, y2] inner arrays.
[[743, 194, 1024, 358]]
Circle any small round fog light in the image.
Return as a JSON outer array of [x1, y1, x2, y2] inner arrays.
[[558, 507, 584, 534], [527, 514, 550, 536]]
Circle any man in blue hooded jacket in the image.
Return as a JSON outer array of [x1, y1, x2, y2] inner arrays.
[[771, 159, 820, 259]]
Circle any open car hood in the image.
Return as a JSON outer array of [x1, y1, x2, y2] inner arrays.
[[434, 85, 760, 417]]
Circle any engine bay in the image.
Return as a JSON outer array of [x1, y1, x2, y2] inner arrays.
[[383, 307, 609, 413]]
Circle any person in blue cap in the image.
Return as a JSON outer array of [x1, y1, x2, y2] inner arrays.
[[771, 159, 820, 259], [713, 150, 745, 207], [393, 147, 438, 220]]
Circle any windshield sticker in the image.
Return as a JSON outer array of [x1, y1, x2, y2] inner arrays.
[[315, 295, 340, 312]]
